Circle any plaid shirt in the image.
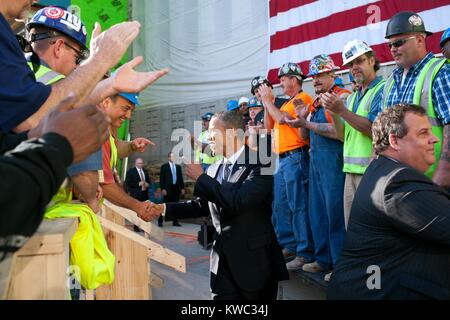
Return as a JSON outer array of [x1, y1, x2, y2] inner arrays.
[[381, 52, 450, 125]]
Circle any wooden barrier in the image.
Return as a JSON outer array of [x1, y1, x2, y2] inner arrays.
[[95, 204, 186, 300], [5, 202, 185, 300], [6, 218, 78, 300]]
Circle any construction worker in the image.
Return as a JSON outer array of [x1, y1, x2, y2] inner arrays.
[[258, 62, 314, 271], [321, 40, 385, 228], [195, 112, 221, 172], [26, 7, 161, 212], [441, 27, 450, 60], [380, 11, 450, 188], [251, 75, 288, 109], [238, 96, 250, 124], [286, 55, 350, 281], [98, 92, 158, 221]]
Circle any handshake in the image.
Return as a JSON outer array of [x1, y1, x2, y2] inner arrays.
[[136, 201, 165, 222]]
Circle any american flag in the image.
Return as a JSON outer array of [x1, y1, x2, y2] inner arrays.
[[267, 0, 449, 84]]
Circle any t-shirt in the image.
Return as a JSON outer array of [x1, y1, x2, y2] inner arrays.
[[0, 13, 51, 133], [273, 91, 313, 154]]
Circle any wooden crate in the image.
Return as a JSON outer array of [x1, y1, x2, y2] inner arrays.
[[6, 218, 78, 300]]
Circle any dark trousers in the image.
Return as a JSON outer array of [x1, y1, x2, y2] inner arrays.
[[158, 185, 181, 225], [211, 254, 279, 300]]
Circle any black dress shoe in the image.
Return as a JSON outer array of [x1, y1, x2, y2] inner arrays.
[[172, 222, 182, 227], [158, 222, 163, 227]]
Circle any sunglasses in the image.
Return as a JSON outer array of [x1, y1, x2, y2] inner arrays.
[[387, 36, 417, 49], [30, 31, 90, 65], [16, 35, 41, 73]]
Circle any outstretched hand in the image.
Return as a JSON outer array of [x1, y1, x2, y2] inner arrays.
[[112, 56, 169, 93]]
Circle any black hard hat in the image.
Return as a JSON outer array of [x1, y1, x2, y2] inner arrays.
[[278, 62, 307, 80], [385, 11, 432, 39], [250, 76, 273, 95]]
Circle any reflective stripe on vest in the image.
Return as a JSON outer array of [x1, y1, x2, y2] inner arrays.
[[382, 58, 446, 178], [27, 62, 65, 85], [343, 79, 385, 174]]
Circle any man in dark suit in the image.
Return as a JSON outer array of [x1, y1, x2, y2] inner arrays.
[[327, 104, 450, 300], [158, 152, 185, 227], [125, 158, 151, 202], [154, 111, 288, 300]]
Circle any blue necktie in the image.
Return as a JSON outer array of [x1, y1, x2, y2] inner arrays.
[[222, 161, 232, 183], [171, 163, 177, 184]]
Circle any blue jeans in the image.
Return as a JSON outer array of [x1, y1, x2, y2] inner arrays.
[[272, 151, 313, 260], [309, 149, 345, 269]]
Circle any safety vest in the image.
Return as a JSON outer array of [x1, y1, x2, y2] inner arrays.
[[195, 130, 220, 164], [109, 134, 118, 170], [382, 57, 446, 177], [27, 62, 65, 85], [343, 79, 385, 174]]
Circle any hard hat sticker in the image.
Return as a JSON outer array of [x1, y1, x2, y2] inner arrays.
[[44, 7, 65, 19], [408, 15, 423, 26], [60, 11, 82, 33]]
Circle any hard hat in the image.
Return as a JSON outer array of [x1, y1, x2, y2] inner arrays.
[[334, 77, 344, 88], [227, 100, 239, 111], [385, 11, 432, 39], [27, 7, 88, 52], [277, 62, 307, 80], [118, 92, 140, 106], [250, 76, 273, 95], [248, 97, 262, 108], [441, 27, 450, 48], [342, 40, 373, 66], [238, 97, 249, 106], [348, 73, 355, 83], [307, 54, 340, 77], [201, 112, 214, 121]]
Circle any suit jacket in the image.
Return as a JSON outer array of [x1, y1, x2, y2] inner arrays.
[[327, 156, 450, 300], [160, 162, 184, 194], [165, 146, 288, 292], [125, 167, 151, 201]]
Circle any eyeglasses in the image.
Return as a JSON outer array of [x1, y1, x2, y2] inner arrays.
[[62, 41, 89, 65], [16, 35, 41, 73], [387, 36, 417, 48], [30, 31, 89, 65], [346, 56, 368, 68]]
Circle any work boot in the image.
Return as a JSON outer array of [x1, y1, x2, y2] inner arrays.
[[302, 261, 325, 273], [286, 256, 308, 271], [282, 248, 295, 259]]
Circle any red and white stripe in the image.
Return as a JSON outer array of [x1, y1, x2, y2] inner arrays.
[[268, 0, 448, 84]]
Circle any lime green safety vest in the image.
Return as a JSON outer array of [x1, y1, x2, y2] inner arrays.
[[109, 133, 118, 170], [27, 62, 65, 85], [195, 130, 221, 164], [382, 58, 447, 178], [343, 80, 385, 175]]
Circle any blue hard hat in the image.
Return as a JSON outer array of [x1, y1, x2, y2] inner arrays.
[[27, 7, 88, 51], [118, 92, 140, 106], [201, 112, 214, 121], [227, 100, 239, 111], [334, 77, 344, 88], [348, 73, 355, 82], [441, 27, 450, 47], [248, 97, 262, 108]]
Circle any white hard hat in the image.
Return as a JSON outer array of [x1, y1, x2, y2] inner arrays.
[[342, 40, 373, 66], [238, 97, 249, 106]]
